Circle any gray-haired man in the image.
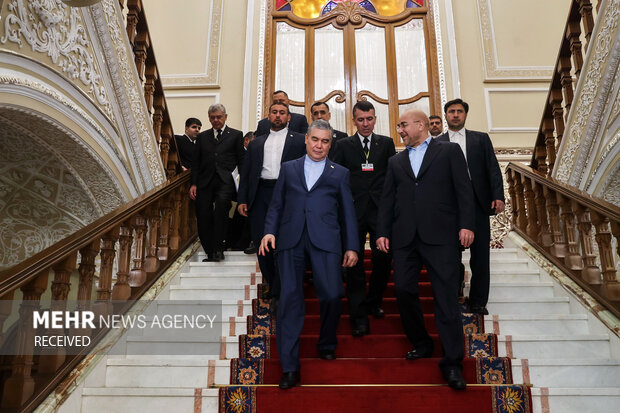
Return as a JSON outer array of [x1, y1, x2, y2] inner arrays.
[[190, 103, 245, 262]]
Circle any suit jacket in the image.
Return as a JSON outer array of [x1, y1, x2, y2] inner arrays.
[[327, 129, 348, 160], [378, 139, 474, 249], [237, 130, 306, 209], [255, 112, 309, 136], [436, 130, 504, 215], [175, 134, 196, 170], [332, 133, 396, 218], [264, 157, 359, 254], [191, 126, 245, 190]]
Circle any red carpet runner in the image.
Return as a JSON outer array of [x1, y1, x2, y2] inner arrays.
[[219, 252, 532, 412]]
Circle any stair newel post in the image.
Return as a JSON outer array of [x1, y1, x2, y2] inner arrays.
[[523, 177, 539, 239], [38, 253, 78, 374], [558, 56, 574, 118], [592, 213, 620, 300], [1, 271, 49, 409], [129, 214, 148, 287], [0, 291, 15, 346], [566, 20, 584, 78], [125, 0, 141, 47], [549, 89, 566, 150], [533, 181, 553, 247], [157, 197, 172, 261], [75, 241, 100, 338], [545, 187, 566, 258], [144, 203, 161, 273], [543, 117, 556, 177], [513, 172, 527, 232], [169, 188, 182, 251], [94, 228, 120, 319], [578, 0, 595, 47], [576, 205, 602, 284], [560, 196, 584, 270], [112, 222, 134, 301]]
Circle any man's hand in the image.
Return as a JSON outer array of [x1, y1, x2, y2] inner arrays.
[[189, 185, 197, 200], [342, 250, 358, 268], [491, 200, 505, 214], [259, 234, 276, 256], [238, 203, 248, 217], [376, 237, 390, 253], [459, 229, 474, 248]]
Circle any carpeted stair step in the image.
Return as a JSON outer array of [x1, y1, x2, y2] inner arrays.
[[303, 296, 435, 314], [303, 281, 433, 298], [230, 357, 513, 385], [219, 384, 533, 413], [239, 333, 498, 359]]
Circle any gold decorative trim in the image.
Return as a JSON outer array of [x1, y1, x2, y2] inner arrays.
[[477, 0, 553, 82], [160, 0, 224, 89]]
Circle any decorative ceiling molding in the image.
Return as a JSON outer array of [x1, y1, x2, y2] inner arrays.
[[476, 0, 554, 82], [160, 0, 224, 89], [554, 0, 620, 188], [0, 0, 115, 119], [92, 0, 165, 188]]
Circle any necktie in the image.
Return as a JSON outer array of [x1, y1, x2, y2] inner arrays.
[[216, 129, 222, 141], [363, 137, 369, 157]]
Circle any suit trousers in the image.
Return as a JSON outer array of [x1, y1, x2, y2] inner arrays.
[[393, 235, 464, 374], [195, 176, 235, 255], [249, 179, 279, 297], [465, 205, 491, 307], [346, 206, 391, 326], [276, 227, 344, 372]]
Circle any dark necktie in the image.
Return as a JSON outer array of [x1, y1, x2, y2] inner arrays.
[[363, 137, 369, 157], [216, 129, 222, 141]]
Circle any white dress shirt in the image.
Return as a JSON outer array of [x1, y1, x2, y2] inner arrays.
[[447, 128, 467, 162], [261, 128, 288, 179]]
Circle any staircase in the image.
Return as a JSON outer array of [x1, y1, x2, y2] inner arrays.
[[52, 236, 620, 413]]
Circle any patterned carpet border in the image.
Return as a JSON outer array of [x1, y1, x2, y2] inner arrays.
[[475, 357, 513, 384], [465, 333, 498, 358], [491, 385, 532, 413], [239, 334, 271, 359], [219, 386, 256, 413]]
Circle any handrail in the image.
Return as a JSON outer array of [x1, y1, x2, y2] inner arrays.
[[530, 0, 597, 176], [506, 162, 620, 319], [0, 171, 197, 411]]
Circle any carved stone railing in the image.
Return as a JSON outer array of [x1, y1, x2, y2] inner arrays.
[[118, 0, 180, 178], [506, 162, 620, 318], [0, 172, 196, 412], [530, 0, 599, 176]]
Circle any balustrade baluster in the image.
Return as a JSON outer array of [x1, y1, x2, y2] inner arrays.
[[112, 223, 133, 301], [162, 122, 175, 178], [1, 271, 49, 408], [560, 196, 583, 270], [514, 173, 527, 231], [169, 189, 182, 251], [179, 187, 190, 241], [125, 0, 141, 47], [130, 214, 148, 287], [39, 253, 77, 374], [158, 198, 172, 261], [0, 291, 15, 347], [506, 170, 517, 228], [578, 0, 595, 48], [549, 89, 565, 150], [545, 187, 566, 258], [533, 133, 548, 175], [523, 178, 539, 239], [144, 204, 160, 273], [543, 117, 556, 177], [558, 57, 574, 118], [94, 228, 119, 318], [144, 65, 157, 114], [134, 31, 150, 82], [74, 241, 100, 338], [567, 20, 584, 78], [576, 205, 602, 284], [592, 213, 620, 300], [533, 182, 553, 247]]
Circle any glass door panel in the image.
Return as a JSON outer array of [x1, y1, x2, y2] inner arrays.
[[275, 22, 306, 103]]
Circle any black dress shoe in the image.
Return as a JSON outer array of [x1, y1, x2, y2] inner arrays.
[[203, 254, 220, 262], [444, 368, 467, 390], [279, 371, 299, 389], [318, 349, 336, 360], [244, 242, 257, 255], [405, 348, 433, 360], [469, 305, 489, 315], [351, 323, 370, 337], [216, 250, 225, 261], [370, 307, 385, 318]]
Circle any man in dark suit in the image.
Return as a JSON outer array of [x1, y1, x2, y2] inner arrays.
[[238, 103, 307, 299], [255, 90, 309, 136], [259, 119, 359, 389], [311, 101, 347, 160], [377, 109, 475, 390], [436, 99, 505, 314], [174, 117, 202, 170], [429, 115, 443, 138], [333, 100, 396, 336], [189, 104, 245, 262]]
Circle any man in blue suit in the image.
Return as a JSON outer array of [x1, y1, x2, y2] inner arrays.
[[259, 120, 359, 389]]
